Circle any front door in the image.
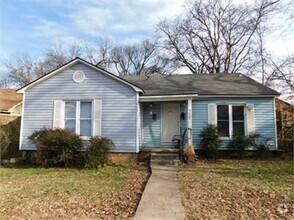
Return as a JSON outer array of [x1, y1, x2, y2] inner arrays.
[[161, 102, 179, 143]]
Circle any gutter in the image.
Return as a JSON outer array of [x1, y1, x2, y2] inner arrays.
[[139, 94, 198, 102]]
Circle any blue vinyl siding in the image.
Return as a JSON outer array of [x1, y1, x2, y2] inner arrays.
[[142, 101, 187, 147], [142, 102, 161, 146], [21, 63, 138, 152], [180, 102, 187, 135], [192, 98, 277, 150]]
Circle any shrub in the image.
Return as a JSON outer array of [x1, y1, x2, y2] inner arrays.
[[29, 128, 83, 167], [0, 117, 21, 160], [255, 143, 272, 158], [18, 151, 36, 165], [183, 144, 196, 164], [84, 136, 114, 168], [229, 133, 250, 158], [249, 133, 272, 158], [200, 125, 219, 159]]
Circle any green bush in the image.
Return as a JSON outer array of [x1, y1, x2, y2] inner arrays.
[[0, 117, 21, 160], [249, 133, 272, 158], [201, 125, 219, 159], [229, 133, 250, 158], [255, 143, 272, 158], [84, 136, 114, 168], [29, 128, 83, 167]]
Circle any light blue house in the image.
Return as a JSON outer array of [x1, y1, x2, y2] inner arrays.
[[18, 58, 279, 152]]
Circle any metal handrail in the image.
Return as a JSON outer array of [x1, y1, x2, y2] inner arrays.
[[172, 128, 192, 162], [180, 128, 192, 162]]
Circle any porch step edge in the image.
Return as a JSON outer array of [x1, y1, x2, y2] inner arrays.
[[140, 147, 179, 153], [150, 152, 180, 166]]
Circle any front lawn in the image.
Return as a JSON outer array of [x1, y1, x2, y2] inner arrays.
[[178, 159, 293, 219], [0, 164, 149, 219]]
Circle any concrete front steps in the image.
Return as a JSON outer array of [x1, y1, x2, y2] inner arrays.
[[151, 153, 181, 167]]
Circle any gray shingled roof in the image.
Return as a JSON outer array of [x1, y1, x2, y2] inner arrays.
[[123, 73, 279, 96]]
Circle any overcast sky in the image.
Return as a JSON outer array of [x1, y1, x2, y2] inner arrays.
[[0, 0, 293, 68]]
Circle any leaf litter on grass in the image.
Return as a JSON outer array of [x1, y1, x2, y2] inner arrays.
[[0, 165, 150, 219], [178, 159, 293, 220]]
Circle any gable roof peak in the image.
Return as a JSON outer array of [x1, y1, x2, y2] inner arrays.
[[17, 57, 143, 94]]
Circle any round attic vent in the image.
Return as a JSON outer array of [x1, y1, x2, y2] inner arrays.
[[73, 70, 85, 83]]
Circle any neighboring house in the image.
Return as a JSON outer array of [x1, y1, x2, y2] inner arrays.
[[0, 88, 23, 125], [275, 98, 293, 150], [17, 58, 279, 152]]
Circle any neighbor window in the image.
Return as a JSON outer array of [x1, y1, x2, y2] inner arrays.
[[217, 105, 245, 138], [64, 101, 92, 137]]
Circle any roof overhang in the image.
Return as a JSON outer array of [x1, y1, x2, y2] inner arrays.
[[139, 94, 279, 102], [139, 94, 198, 102], [8, 102, 22, 111], [196, 94, 279, 98], [17, 58, 144, 94]]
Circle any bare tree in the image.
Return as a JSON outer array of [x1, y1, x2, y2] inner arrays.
[[2, 53, 40, 86], [265, 55, 294, 99], [0, 73, 11, 88], [1, 38, 173, 86], [0, 41, 84, 87], [252, 6, 293, 102], [40, 41, 84, 73], [158, 0, 280, 74], [112, 39, 175, 76], [253, 30, 293, 101], [85, 37, 114, 71]]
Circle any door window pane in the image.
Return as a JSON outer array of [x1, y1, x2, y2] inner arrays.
[[65, 119, 76, 132], [233, 106, 244, 120], [65, 102, 76, 118], [80, 102, 92, 118], [80, 120, 92, 136]]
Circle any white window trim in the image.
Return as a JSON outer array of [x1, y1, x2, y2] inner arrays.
[[218, 104, 247, 140], [64, 100, 93, 139]]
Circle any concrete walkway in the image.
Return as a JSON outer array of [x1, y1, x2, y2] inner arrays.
[[134, 163, 186, 220]]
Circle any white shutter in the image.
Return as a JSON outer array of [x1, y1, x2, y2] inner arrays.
[[53, 100, 64, 128], [208, 103, 217, 126], [93, 100, 102, 136], [246, 104, 255, 135]]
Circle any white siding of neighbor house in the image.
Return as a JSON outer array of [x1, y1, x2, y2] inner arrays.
[[20, 63, 138, 152]]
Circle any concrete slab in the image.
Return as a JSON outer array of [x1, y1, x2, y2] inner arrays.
[[134, 164, 186, 220]]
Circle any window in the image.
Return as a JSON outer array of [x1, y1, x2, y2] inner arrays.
[[217, 104, 245, 138], [217, 105, 229, 137], [232, 106, 245, 136], [64, 101, 92, 137]]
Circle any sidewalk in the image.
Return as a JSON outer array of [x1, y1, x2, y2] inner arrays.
[[134, 164, 186, 220]]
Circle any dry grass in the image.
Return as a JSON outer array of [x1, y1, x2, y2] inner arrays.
[[179, 159, 293, 220], [0, 164, 149, 219]]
